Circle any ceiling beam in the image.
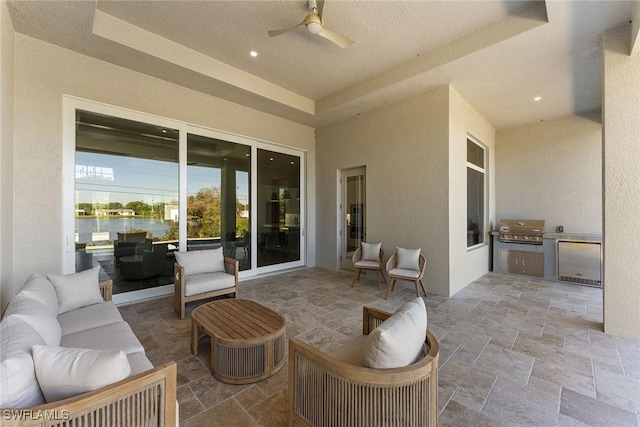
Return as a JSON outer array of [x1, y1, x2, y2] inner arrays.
[[92, 9, 316, 115]]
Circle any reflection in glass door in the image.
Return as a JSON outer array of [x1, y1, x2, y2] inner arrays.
[[257, 149, 302, 268], [340, 167, 366, 270], [186, 134, 250, 270]]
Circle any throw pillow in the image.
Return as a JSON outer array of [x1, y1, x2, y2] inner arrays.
[[396, 247, 421, 271], [47, 266, 103, 315], [361, 242, 382, 262], [3, 296, 61, 346], [16, 273, 59, 315], [174, 248, 225, 276], [32, 345, 131, 403], [362, 297, 427, 369]]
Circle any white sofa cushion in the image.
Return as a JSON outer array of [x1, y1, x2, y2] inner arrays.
[[362, 298, 427, 369], [175, 248, 225, 276], [3, 296, 61, 347], [60, 321, 145, 355], [184, 272, 236, 297], [47, 266, 103, 314], [16, 273, 58, 315], [127, 351, 155, 376], [361, 242, 382, 262], [32, 345, 131, 403], [0, 317, 46, 407], [58, 301, 123, 336], [396, 247, 421, 271]]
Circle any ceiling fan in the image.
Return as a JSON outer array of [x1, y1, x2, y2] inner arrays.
[[267, 0, 354, 48]]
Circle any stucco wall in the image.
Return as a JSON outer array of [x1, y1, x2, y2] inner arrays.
[[317, 85, 496, 296], [0, 0, 15, 311], [495, 114, 602, 234], [448, 87, 496, 295], [602, 24, 640, 339], [11, 34, 315, 289]]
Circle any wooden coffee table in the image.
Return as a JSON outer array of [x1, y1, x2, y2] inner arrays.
[[191, 298, 286, 384]]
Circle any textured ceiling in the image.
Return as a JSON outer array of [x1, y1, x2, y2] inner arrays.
[[6, 0, 635, 130]]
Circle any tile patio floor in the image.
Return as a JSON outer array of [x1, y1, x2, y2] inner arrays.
[[118, 268, 640, 427]]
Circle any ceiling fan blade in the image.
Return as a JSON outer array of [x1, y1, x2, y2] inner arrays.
[[267, 15, 314, 38], [317, 28, 354, 48]]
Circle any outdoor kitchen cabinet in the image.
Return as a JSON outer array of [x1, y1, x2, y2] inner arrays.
[[507, 250, 544, 277]]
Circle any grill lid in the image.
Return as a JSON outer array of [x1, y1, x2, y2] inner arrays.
[[499, 219, 545, 233]]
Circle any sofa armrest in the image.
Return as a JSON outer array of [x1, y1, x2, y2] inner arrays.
[[99, 279, 113, 301], [362, 306, 392, 335], [1, 362, 177, 427]]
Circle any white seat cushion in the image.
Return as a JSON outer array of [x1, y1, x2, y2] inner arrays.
[[0, 317, 46, 407], [127, 352, 155, 376], [58, 301, 123, 336], [32, 345, 131, 403], [16, 273, 58, 315], [389, 268, 420, 279], [184, 272, 236, 297], [60, 321, 144, 355], [362, 298, 427, 369], [355, 260, 380, 269]]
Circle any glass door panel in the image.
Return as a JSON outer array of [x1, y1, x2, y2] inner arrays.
[[186, 134, 251, 270], [340, 168, 366, 270], [257, 149, 301, 267], [75, 110, 178, 294]]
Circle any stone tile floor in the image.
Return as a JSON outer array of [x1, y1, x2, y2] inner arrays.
[[118, 268, 640, 426]]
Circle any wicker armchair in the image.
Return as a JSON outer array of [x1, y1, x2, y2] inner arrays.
[[288, 306, 439, 427], [385, 252, 427, 300], [351, 244, 386, 290]]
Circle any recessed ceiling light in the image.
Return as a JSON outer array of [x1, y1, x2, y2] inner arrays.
[[290, 161, 295, 165], [250, 51, 258, 57], [269, 157, 274, 161], [533, 96, 542, 101]]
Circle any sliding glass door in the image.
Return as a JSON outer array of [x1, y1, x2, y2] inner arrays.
[[186, 133, 251, 270], [66, 99, 305, 300], [257, 148, 302, 268]]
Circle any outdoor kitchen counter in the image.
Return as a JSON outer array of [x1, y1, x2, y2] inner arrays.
[[491, 232, 602, 281]]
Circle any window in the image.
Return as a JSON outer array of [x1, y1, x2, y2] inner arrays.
[[467, 139, 485, 247]]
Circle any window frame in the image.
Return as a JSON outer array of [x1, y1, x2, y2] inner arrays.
[[466, 137, 487, 250]]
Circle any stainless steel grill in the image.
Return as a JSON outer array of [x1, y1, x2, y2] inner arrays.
[[499, 219, 545, 245]]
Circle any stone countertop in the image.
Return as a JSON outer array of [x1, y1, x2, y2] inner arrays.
[[490, 230, 602, 242]]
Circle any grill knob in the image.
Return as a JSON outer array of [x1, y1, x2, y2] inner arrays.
[[524, 236, 529, 240], [534, 236, 540, 241], [513, 235, 518, 240]]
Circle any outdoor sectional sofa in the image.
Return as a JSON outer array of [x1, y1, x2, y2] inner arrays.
[[0, 266, 176, 426]]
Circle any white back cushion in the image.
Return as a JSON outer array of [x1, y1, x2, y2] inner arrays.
[[3, 296, 61, 346], [47, 266, 103, 314], [16, 273, 58, 315], [33, 345, 131, 403], [362, 298, 427, 369], [0, 317, 46, 407], [396, 247, 421, 271], [175, 248, 225, 276], [361, 242, 382, 262]]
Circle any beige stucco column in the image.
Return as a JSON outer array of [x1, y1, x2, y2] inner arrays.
[[602, 24, 640, 339]]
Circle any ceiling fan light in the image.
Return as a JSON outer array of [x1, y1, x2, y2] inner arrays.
[[306, 22, 322, 35]]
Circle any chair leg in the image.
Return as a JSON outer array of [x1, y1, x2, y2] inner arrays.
[[414, 281, 420, 297], [376, 270, 382, 290], [351, 269, 360, 287], [419, 279, 428, 297], [384, 278, 396, 300]]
